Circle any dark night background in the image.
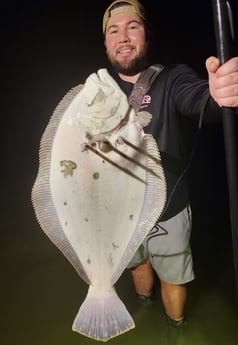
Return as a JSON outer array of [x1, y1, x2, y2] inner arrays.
[[1, 1, 238, 344]]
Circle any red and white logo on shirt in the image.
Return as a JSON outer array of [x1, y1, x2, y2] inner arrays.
[[141, 95, 151, 107]]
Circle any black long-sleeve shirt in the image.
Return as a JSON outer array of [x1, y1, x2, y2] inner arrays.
[[109, 64, 221, 221]]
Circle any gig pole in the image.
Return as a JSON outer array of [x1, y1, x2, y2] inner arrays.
[[211, 0, 238, 302]]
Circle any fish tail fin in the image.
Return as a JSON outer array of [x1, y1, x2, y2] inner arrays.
[[72, 286, 135, 342]]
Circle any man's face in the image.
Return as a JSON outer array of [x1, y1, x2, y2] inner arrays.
[[104, 11, 148, 75]]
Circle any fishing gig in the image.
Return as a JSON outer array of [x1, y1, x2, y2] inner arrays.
[[31, 69, 167, 341]]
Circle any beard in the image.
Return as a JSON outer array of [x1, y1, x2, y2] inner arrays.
[[106, 42, 151, 76]]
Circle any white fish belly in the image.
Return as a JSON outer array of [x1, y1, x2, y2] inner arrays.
[[50, 120, 146, 285], [31, 69, 167, 342]]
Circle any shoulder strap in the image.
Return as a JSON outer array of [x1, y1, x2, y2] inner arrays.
[[128, 64, 164, 112]]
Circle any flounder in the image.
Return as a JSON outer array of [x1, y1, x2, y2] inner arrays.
[[31, 69, 167, 342]]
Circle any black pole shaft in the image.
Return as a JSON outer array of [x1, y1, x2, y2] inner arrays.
[[212, 0, 238, 301]]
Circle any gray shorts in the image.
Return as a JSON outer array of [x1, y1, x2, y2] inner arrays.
[[127, 206, 195, 284]]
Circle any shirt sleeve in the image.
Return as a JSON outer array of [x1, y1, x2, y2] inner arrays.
[[168, 64, 221, 124]]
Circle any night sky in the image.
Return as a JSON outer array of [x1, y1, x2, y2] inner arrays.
[[3, 0, 237, 167], [2, 0, 238, 289]]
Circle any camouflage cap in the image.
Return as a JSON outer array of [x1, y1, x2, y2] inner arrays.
[[102, 0, 146, 34]]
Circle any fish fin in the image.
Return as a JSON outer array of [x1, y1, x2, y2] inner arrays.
[[72, 285, 135, 342], [136, 111, 152, 127], [31, 83, 90, 285]]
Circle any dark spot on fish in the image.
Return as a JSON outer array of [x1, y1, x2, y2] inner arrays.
[[112, 242, 119, 250], [93, 172, 100, 180], [129, 214, 134, 220], [85, 217, 88, 222], [99, 141, 111, 153], [65, 221, 68, 226], [86, 132, 93, 140], [60, 160, 77, 177], [87, 257, 91, 264], [64, 201, 67, 206]]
